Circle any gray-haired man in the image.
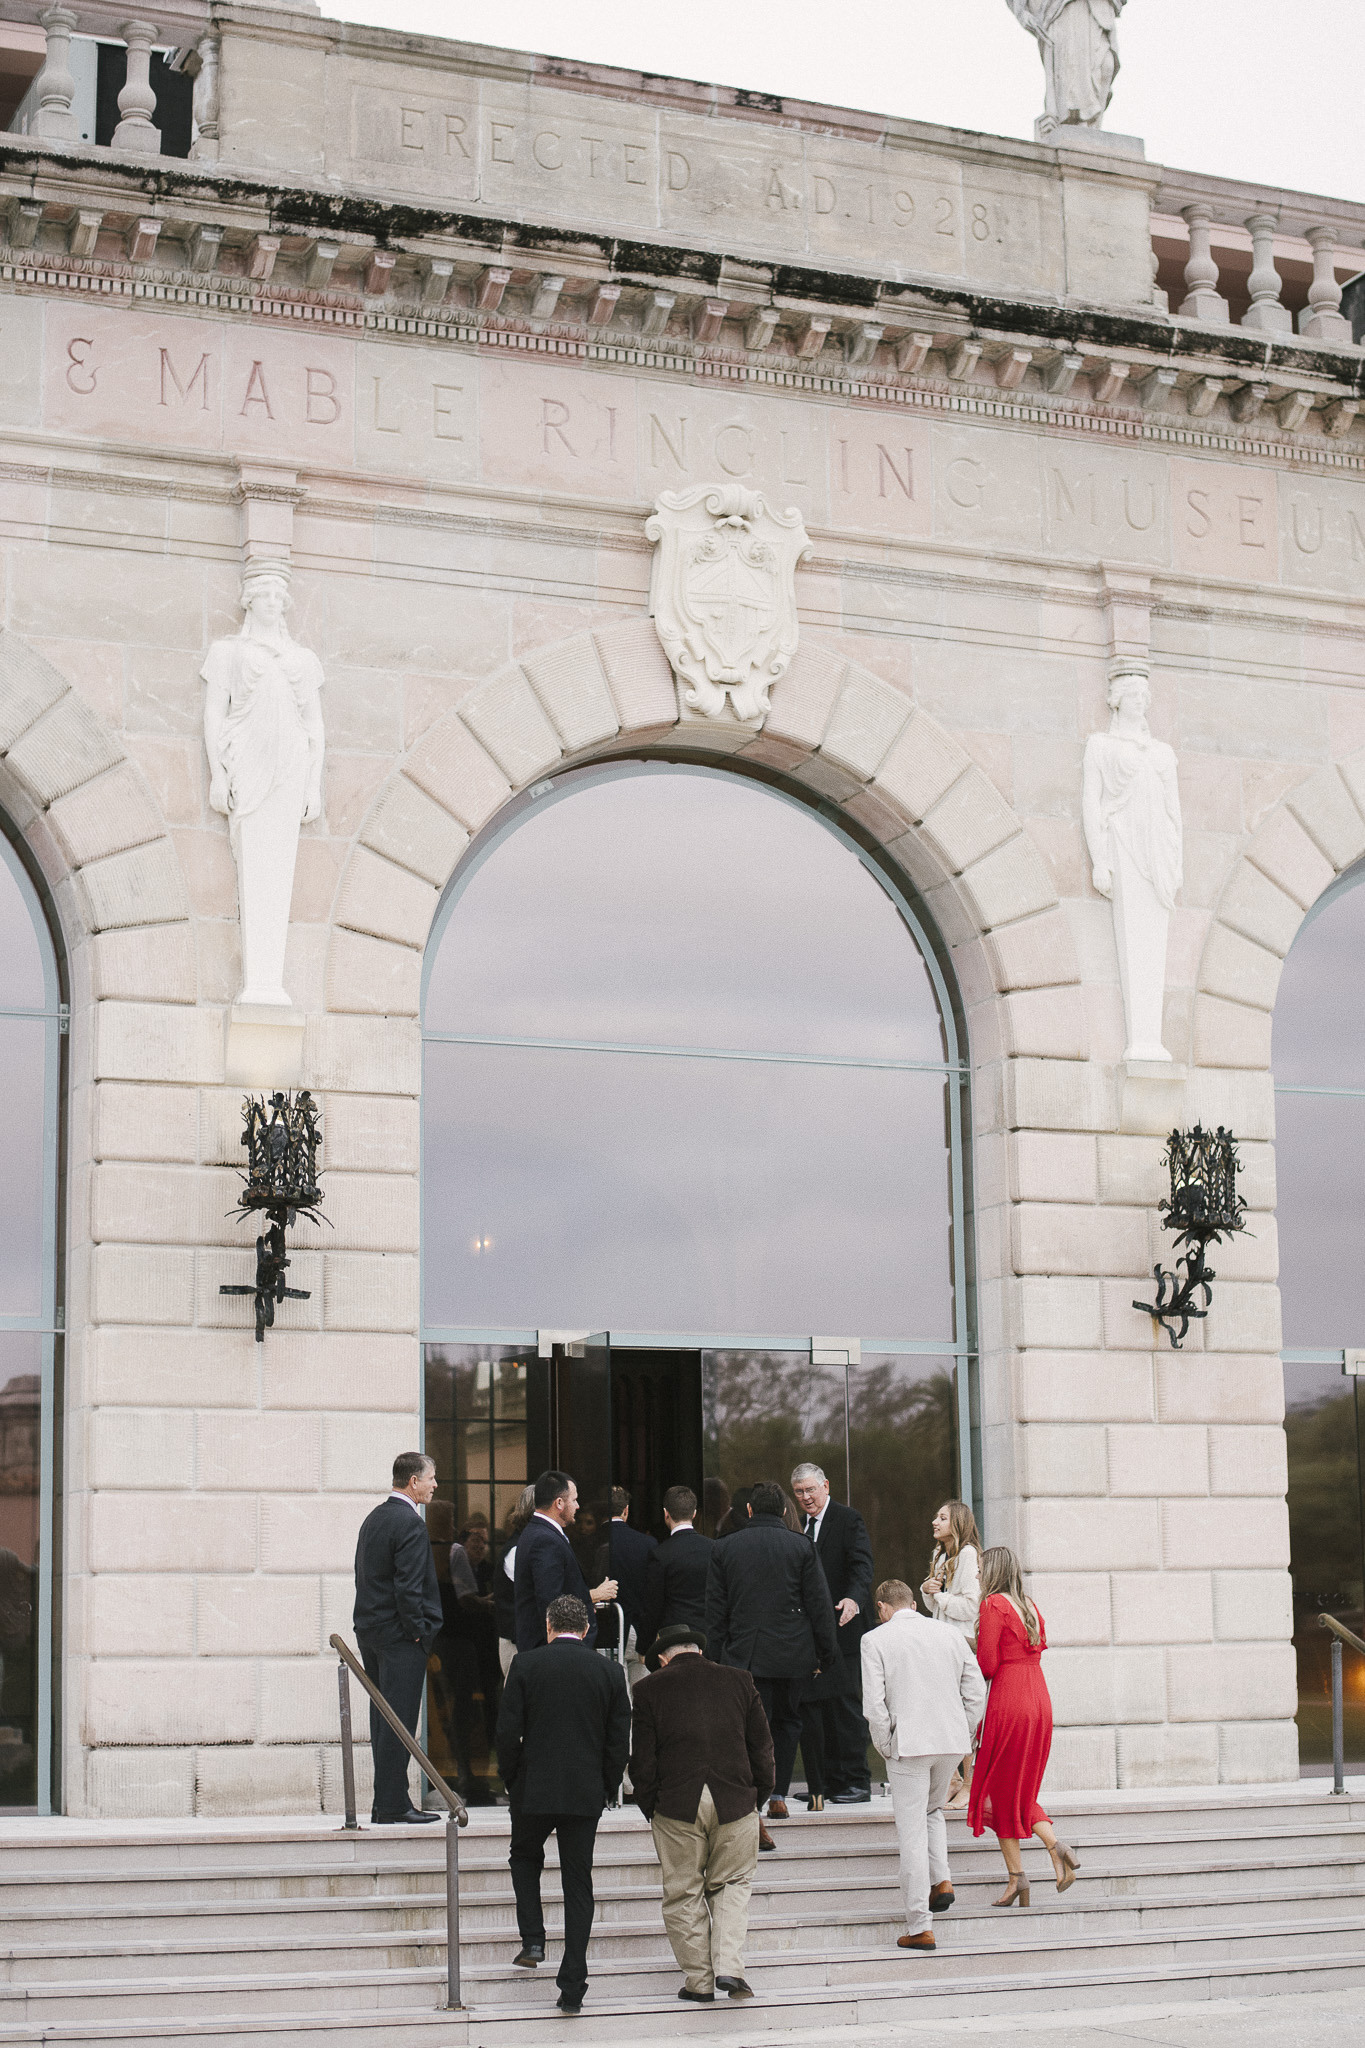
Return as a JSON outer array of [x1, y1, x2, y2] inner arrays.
[[790, 1461, 875, 1809]]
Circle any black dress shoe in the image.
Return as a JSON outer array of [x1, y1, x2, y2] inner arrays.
[[556, 1995, 583, 2016], [715, 1976, 754, 1999], [513, 1944, 544, 1968], [372, 1807, 442, 1824], [678, 1987, 715, 2002], [829, 1787, 871, 1804]]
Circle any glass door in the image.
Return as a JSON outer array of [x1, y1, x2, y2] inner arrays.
[[555, 1334, 612, 1587]]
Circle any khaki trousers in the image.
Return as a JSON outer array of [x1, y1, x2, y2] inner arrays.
[[651, 1788, 759, 1994], [887, 1753, 958, 1935]]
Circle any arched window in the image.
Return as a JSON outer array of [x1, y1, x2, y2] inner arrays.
[[0, 825, 62, 1812], [418, 761, 973, 1797], [1274, 860, 1365, 1770]]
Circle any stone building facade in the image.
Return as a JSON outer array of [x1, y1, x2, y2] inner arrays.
[[1, 0, 1363, 1815]]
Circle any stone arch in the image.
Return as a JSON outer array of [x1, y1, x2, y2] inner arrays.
[[1194, 754, 1365, 1072], [326, 617, 1082, 1067], [0, 630, 194, 997]]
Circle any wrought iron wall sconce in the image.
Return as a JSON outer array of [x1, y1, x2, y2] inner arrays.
[[220, 1090, 327, 1341], [1133, 1124, 1247, 1350]]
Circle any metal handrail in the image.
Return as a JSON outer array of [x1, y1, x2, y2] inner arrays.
[[329, 1634, 469, 2010], [1317, 1614, 1365, 1796]]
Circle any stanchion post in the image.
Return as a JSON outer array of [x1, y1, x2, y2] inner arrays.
[[1331, 1635, 1345, 1796], [338, 1656, 359, 1830]]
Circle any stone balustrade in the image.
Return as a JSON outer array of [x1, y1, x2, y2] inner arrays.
[[1151, 192, 1363, 345]]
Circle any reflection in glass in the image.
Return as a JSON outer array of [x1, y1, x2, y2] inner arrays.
[[426, 766, 946, 1063], [0, 1021, 46, 1319], [0, 1334, 40, 1809], [850, 1355, 959, 1598], [424, 1043, 953, 1336], [1282, 1361, 1365, 1766], [1276, 1093, 1365, 1350], [0, 858, 47, 1013], [1275, 860, 1365, 1768], [1274, 869, 1365, 1089], [702, 1348, 959, 1598], [702, 1351, 843, 1533], [422, 1344, 543, 1804]]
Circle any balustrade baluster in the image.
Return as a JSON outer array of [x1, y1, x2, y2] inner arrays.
[[112, 18, 160, 155], [1179, 203, 1229, 324], [1298, 226, 1351, 342], [189, 34, 220, 160], [33, 7, 79, 141], [1241, 213, 1290, 334]]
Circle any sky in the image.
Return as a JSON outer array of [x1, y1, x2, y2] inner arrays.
[[325, 0, 1365, 206]]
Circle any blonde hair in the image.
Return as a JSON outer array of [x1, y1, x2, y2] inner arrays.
[[936, 1500, 980, 1564], [979, 1545, 1041, 1647], [874, 1578, 915, 1612]]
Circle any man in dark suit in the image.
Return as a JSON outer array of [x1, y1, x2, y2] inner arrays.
[[791, 1461, 876, 1807], [596, 1485, 656, 1685], [640, 1484, 713, 1656], [704, 1480, 839, 1849], [630, 1623, 773, 2003], [495, 1592, 632, 2016], [514, 1469, 618, 1654], [352, 1450, 445, 1825]]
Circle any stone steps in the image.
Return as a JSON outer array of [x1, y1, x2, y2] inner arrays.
[[7, 1862, 1365, 1945], [0, 1787, 1354, 2041], [3, 1874, 1363, 1958], [0, 1899, 1363, 2014]]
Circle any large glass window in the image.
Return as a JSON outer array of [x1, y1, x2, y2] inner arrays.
[[0, 829, 61, 1811], [423, 762, 961, 1340], [419, 760, 972, 1803], [1274, 861, 1365, 1769]]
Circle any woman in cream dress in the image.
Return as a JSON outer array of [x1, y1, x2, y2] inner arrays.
[[921, 1500, 982, 1808]]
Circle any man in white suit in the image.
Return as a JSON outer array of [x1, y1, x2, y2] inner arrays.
[[861, 1577, 987, 1952]]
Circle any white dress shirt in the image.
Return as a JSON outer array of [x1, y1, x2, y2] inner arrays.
[[805, 1501, 829, 1542], [388, 1491, 423, 1515]]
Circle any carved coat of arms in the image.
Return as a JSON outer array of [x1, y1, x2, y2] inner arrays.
[[646, 484, 812, 722]]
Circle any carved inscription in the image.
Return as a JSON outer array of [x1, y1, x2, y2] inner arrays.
[[344, 85, 1051, 285], [1278, 477, 1365, 592], [1169, 459, 1278, 578], [33, 301, 1362, 593]]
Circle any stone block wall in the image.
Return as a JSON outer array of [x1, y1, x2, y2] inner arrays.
[[5, 13, 1364, 1808]]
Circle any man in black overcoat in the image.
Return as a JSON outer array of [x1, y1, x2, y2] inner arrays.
[[594, 1485, 657, 1684], [514, 1469, 618, 1653], [704, 1480, 838, 1843], [791, 1460, 876, 1806], [352, 1450, 445, 1825], [640, 1484, 714, 1655], [495, 1593, 632, 2015]]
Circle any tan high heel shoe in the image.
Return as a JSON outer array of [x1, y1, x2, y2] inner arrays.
[[991, 1875, 1030, 1907], [1054, 1843, 1080, 1893]]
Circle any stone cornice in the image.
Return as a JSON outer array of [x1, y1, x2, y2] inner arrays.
[[3, 142, 1362, 417]]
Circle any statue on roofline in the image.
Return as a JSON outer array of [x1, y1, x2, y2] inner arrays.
[[1006, 0, 1126, 134]]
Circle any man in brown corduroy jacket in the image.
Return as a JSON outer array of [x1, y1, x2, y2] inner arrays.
[[628, 1623, 775, 2004]]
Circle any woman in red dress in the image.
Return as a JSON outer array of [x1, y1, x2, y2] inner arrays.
[[967, 1546, 1080, 1906]]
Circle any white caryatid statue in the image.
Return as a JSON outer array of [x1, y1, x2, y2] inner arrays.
[[1007, 0, 1126, 133], [1082, 662, 1182, 1064], [202, 564, 324, 1011]]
